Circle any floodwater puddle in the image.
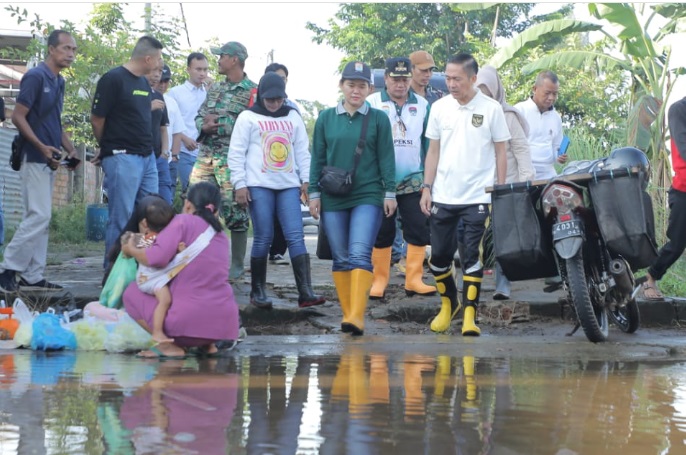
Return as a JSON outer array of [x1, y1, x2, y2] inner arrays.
[[1, 348, 686, 453]]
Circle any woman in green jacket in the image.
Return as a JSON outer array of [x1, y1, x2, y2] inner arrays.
[[308, 61, 396, 336]]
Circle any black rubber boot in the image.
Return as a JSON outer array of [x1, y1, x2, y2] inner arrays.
[[292, 254, 326, 308], [250, 256, 273, 310]]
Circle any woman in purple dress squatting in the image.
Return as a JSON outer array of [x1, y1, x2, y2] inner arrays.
[[123, 181, 239, 359]]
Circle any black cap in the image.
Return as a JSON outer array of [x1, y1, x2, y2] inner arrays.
[[341, 61, 372, 83], [385, 57, 412, 77], [161, 64, 171, 82], [259, 72, 287, 99]]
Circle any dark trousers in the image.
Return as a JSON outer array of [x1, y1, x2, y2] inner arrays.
[[649, 187, 686, 280], [270, 218, 288, 257], [429, 203, 489, 275], [374, 192, 430, 248]]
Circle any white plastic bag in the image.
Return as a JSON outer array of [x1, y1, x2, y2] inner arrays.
[[12, 299, 37, 347]]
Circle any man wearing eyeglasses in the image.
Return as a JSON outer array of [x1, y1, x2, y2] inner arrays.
[[366, 57, 436, 300], [191, 41, 257, 280]]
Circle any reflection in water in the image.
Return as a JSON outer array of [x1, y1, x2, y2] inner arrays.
[[1, 349, 686, 453]]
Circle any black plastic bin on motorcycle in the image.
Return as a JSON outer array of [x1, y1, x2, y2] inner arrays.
[[588, 170, 658, 270], [492, 184, 558, 281]]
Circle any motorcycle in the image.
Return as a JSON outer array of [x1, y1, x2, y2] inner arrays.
[[491, 147, 657, 343]]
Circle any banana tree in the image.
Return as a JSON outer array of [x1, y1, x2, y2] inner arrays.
[[490, 3, 686, 190]]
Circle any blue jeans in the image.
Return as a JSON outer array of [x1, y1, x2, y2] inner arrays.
[[248, 186, 307, 259], [322, 204, 383, 272], [177, 152, 196, 195], [102, 154, 159, 267], [156, 156, 173, 205], [169, 159, 178, 200]]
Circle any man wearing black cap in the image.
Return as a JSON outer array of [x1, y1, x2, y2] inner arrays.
[[190, 41, 257, 280], [366, 57, 435, 301], [144, 61, 172, 204], [158, 64, 184, 202]]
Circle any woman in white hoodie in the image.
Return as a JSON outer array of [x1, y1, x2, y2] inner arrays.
[[228, 72, 324, 310]]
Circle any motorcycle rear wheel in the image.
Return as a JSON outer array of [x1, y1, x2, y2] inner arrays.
[[608, 299, 640, 333], [565, 251, 609, 342]]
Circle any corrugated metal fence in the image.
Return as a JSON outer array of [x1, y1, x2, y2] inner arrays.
[[0, 127, 23, 230], [0, 126, 104, 231]]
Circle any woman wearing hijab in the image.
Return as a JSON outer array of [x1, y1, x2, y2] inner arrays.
[[228, 72, 325, 310], [308, 61, 397, 336], [475, 65, 535, 300]]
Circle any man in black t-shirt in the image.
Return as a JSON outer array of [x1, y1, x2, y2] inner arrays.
[[91, 35, 164, 268]]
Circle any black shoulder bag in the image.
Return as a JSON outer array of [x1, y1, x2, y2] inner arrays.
[[11, 81, 62, 171], [318, 112, 371, 196]]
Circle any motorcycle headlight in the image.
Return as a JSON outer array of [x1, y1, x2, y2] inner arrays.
[[541, 183, 584, 217]]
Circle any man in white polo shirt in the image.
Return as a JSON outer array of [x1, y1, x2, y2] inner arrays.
[[420, 53, 509, 336], [167, 52, 209, 197], [514, 70, 567, 179]]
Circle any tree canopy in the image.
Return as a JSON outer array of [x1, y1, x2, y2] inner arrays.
[[306, 3, 536, 70]]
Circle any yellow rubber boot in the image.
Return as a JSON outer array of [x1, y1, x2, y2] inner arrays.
[[461, 276, 482, 337], [348, 349, 370, 416], [369, 354, 390, 404], [434, 355, 451, 397], [332, 271, 352, 333], [370, 247, 392, 300], [404, 244, 437, 296], [345, 268, 374, 335], [462, 355, 478, 415], [430, 268, 462, 333]]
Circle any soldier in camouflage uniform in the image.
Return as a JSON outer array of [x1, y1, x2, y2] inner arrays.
[[191, 41, 257, 280]]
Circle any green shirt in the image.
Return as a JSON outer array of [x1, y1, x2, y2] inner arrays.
[[309, 102, 396, 211], [195, 74, 257, 155]]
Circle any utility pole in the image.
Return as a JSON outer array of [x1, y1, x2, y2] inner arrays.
[[145, 3, 152, 33]]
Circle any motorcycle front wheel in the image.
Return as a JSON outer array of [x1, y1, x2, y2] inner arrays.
[[565, 251, 609, 342], [608, 299, 640, 333]]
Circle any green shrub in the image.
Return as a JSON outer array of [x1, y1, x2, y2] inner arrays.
[[50, 201, 88, 244]]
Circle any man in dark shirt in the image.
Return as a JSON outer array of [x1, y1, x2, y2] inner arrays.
[[0, 30, 78, 292], [644, 97, 686, 299], [91, 35, 164, 267], [147, 62, 171, 204]]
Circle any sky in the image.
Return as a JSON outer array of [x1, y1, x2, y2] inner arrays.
[[1, 2, 684, 107], [0, 2, 346, 105]]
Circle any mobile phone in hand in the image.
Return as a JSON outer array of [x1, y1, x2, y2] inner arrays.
[[61, 157, 81, 169], [558, 136, 571, 156]]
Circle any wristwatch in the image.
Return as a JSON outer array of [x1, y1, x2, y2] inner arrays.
[[420, 183, 432, 191]]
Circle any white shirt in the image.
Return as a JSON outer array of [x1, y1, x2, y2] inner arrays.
[[367, 90, 429, 184], [426, 90, 510, 205], [163, 93, 184, 162], [514, 97, 563, 180], [228, 109, 310, 190], [167, 80, 207, 157]]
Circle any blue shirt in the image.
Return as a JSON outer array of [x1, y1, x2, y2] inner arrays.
[[16, 62, 64, 163]]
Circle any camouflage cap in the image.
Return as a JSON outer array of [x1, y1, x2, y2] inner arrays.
[[210, 41, 248, 61]]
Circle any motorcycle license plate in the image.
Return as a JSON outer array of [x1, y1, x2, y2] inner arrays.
[[553, 220, 583, 240]]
